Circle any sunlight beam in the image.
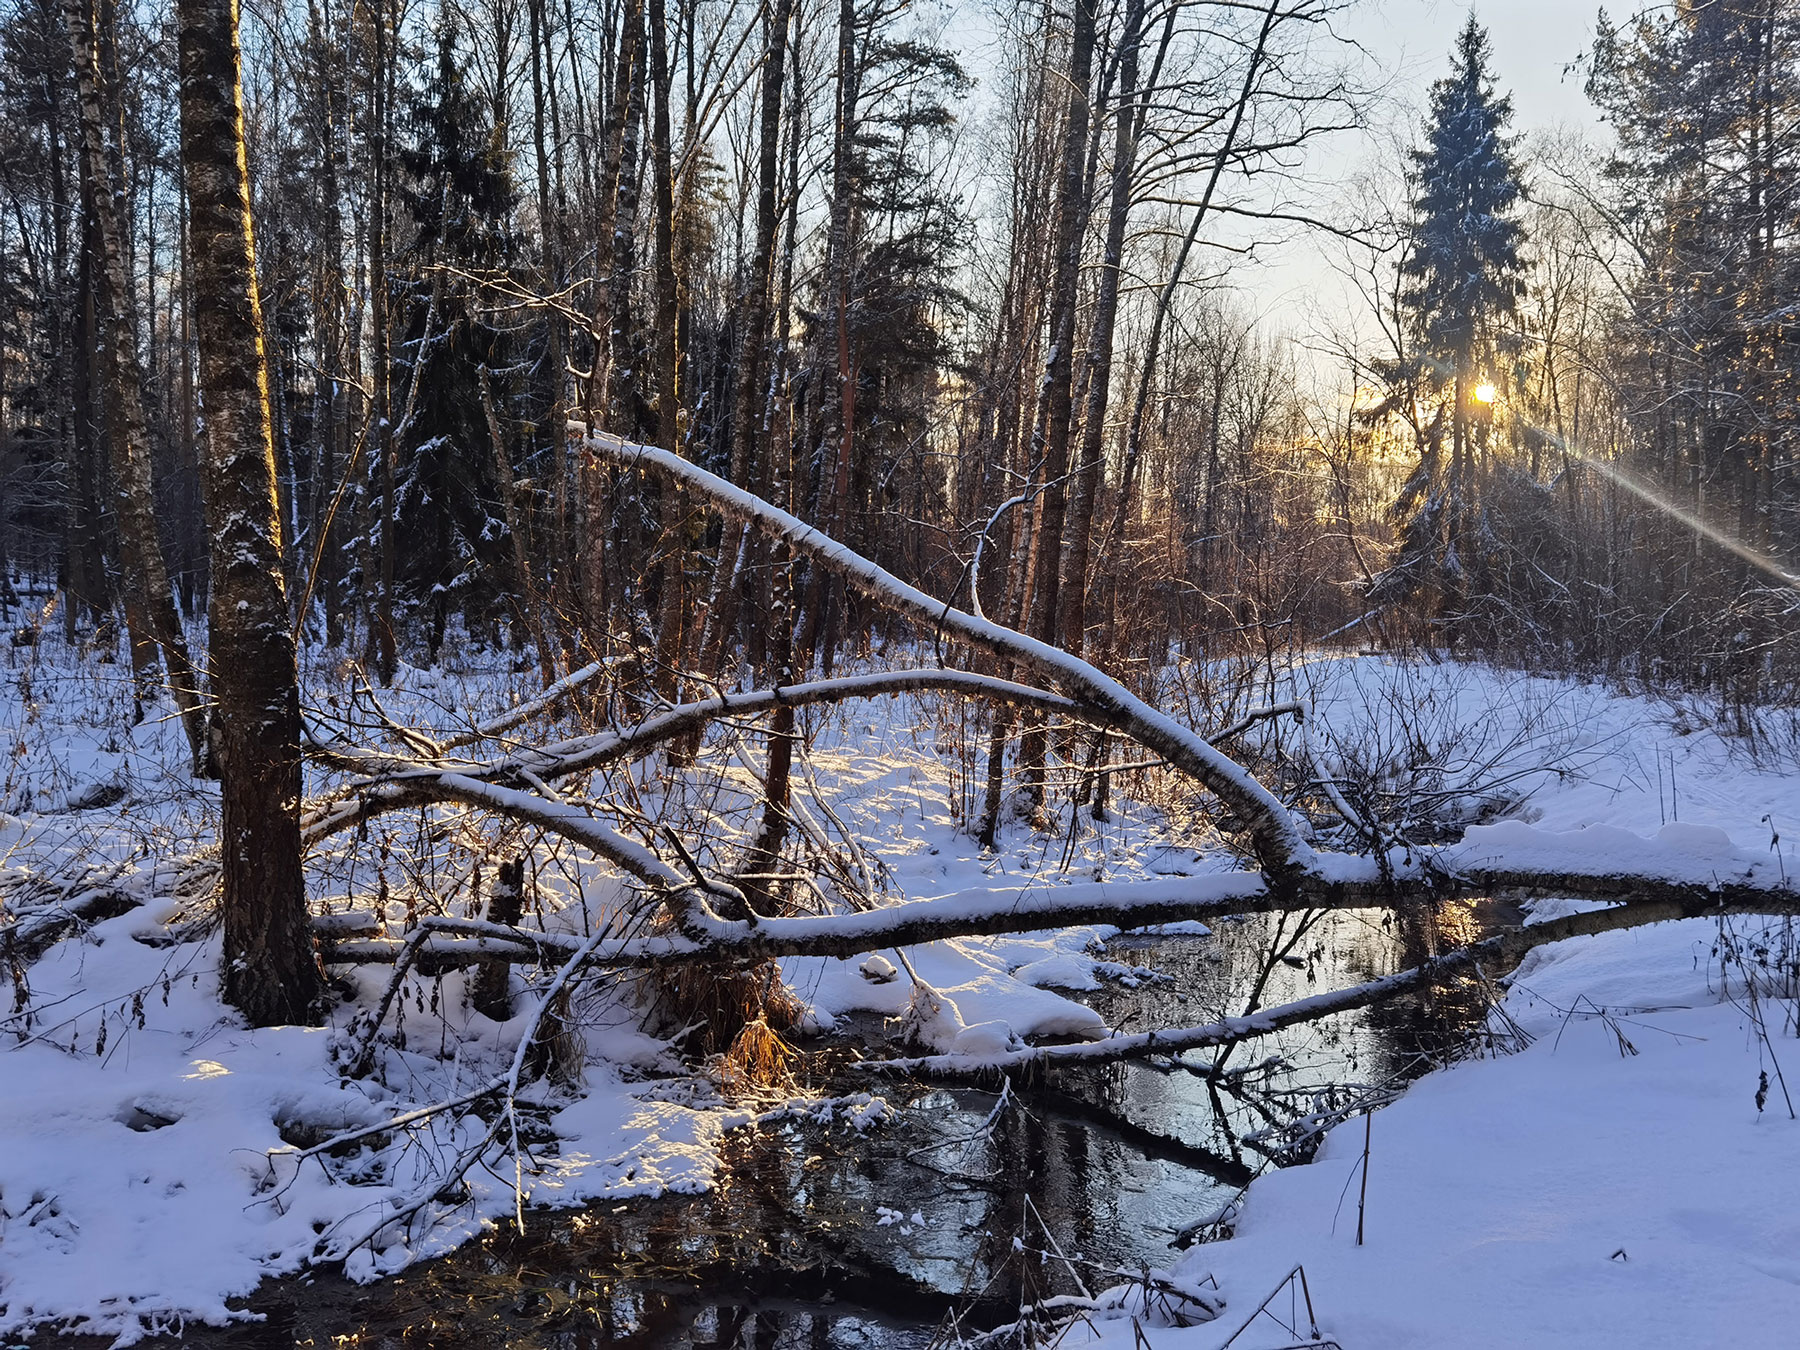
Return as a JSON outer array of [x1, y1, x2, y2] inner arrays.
[[1538, 427, 1800, 594]]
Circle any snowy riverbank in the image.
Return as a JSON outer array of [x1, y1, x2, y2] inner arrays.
[[4, 649, 1799, 1345], [1084, 912, 1800, 1349]]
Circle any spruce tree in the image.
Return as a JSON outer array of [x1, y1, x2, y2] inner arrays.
[[389, 20, 519, 658], [1376, 13, 1527, 643]]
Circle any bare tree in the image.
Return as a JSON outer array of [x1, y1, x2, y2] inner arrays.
[[176, 0, 321, 1024], [61, 0, 209, 767]]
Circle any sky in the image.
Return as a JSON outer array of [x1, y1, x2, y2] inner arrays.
[[938, 0, 1616, 375], [1254, 0, 1610, 347], [1349, 0, 1603, 136]]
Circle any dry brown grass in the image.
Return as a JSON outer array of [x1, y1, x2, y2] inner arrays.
[[718, 1014, 797, 1094], [640, 958, 804, 1060]]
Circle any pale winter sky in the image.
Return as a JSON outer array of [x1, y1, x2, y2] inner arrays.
[[1259, 0, 1609, 347], [943, 0, 1615, 373]]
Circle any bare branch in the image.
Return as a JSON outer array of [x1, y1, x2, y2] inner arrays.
[[861, 894, 1779, 1077], [577, 428, 1315, 883]]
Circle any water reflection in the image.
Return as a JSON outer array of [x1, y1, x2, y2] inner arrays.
[[28, 897, 1512, 1348]]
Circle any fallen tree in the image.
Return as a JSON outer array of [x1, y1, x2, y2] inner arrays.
[[14, 429, 1796, 1291], [15, 428, 1798, 1052], [284, 429, 1800, 993]]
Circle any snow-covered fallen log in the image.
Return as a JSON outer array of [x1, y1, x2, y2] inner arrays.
[[577, 426, 1315, 881], [314, 839, 1800, 971]]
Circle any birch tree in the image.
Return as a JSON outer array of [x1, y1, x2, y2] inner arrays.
[[61, 0, 209, 767], [177, 0, 321, 1024]]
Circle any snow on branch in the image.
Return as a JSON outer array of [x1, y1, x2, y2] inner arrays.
[[576, 426, 1316, 882], [442, 658, 609, 750], [318, 843, 1800, 973], [301, 668, 1096, 846]]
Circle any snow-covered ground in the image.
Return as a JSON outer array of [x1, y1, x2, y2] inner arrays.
[[2, 638, 1798, 1345], [1079, 915, 1800, 1349], [1067, 664, 1800, 1349]]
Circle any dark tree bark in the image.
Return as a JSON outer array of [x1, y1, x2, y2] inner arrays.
[[472, 858, 525, 1020], [695, 0, 795, 678], [367, 0, 397, 685], [735, 0, 800, 888], [796, 0, 860, 669], [1016, 0, 1099, 814], [647, 0, 685, 706], [526, 0, 570, 628], [1023, 0, 1098, 653], [176, 0, 322, 1026]]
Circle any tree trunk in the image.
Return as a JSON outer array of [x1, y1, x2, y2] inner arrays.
[[736, 0, 799, 889], [177, 0, 322, 1026], [473, 859, 525, 1020], [647, 0, 684, 708], [1016, 0, 1098, 814], [63, 0, 210, 769], [1058, 0, 1145, 658], [368, 0, 397, 684], [695, 0, 795, 679], [526, 0, 570, 638], [797, 0, 859, 669]]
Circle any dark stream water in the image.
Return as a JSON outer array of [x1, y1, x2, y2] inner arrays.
[[29, 897, 1515, 1349]]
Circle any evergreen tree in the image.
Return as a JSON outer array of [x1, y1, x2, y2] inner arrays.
[[1372, 13, 1528, 643], [1586, 0, 1800, 695], [389, 19, 520, 658], [804, 13, 970, 585], [1405, 16, 1527, 391]]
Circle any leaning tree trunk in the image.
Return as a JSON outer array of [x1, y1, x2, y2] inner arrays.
[[63, 0, 210, 770], [177, 0, 321, 1026], [1015, 0, 1098, 815]]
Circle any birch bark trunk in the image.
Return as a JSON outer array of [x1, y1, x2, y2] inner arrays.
[[63, 0, 210, 769], [177, 0, 321, 1025]]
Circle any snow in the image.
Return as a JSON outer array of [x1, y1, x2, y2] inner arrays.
[[1073, 916, 1800, 1350], [0, 905, 732, 1342], [1450, 818, 1762, 885], [1051, 657, 1800, 1350], [6, 641, 1800, 1343]]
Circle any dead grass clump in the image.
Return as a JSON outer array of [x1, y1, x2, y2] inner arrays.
[[718, 1015, 796, 1094], [641, 958, 804, 1058]]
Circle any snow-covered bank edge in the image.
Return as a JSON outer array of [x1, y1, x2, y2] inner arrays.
[[1083, 914, 1800, 1350], [9, 648, 1800, 1345]]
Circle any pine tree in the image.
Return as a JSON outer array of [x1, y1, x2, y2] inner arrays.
[[1374, 13, 1528, 643]]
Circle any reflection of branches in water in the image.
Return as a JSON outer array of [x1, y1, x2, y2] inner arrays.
[[930, 1193, 1225, 1348], [1210, 905, 1329, 1080], [1044, 904, 1535, 1199]]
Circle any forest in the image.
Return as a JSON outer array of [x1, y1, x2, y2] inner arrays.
[[2, 0, 1799, 1346]]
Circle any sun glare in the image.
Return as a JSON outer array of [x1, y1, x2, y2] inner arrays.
[[1473, 382, 1498, 404]]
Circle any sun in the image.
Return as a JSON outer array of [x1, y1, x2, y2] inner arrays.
[[1474, 382, 1498, 404]]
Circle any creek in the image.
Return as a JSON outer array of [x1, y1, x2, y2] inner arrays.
[[31, 896, 1517, 1349]]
